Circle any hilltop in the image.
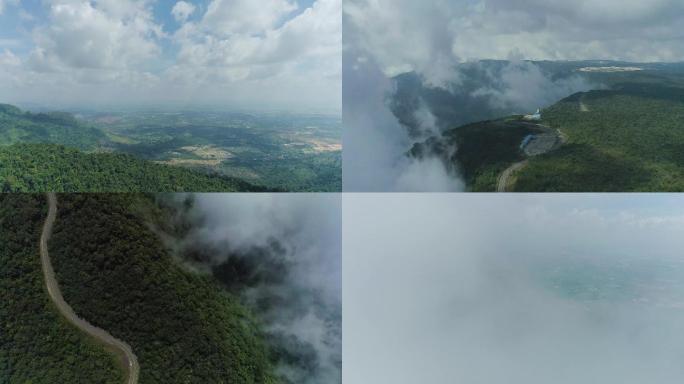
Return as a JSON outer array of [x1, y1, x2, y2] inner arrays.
[[0, 104, 105, 150], [407, 62, 684, 191], [513, 83, 684, 191]]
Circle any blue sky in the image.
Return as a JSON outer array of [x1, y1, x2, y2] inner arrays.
[[0, 0, 340, 112]]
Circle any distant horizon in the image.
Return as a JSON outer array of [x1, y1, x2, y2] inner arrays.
[[2, 100, 342, 117], [379, 58, 684, 80]]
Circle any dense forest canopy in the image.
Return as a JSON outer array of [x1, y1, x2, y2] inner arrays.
[[2, 194, 285, 383], [513, 84, 684, 191], [49, 194, 278, 383], [0, 194, 124, 384], [0, 144, 267, 192], [0, 104, 105, 150], [408, 65, 684, 191]]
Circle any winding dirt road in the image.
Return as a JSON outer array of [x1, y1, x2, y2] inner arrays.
[[40, 192, 140, 384], [496, 160, 528, 192]]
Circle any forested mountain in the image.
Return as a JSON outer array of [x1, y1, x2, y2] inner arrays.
[[513, 83, 684, 191], [405, 63, 684, 191], [0, 195, 124, 383], [0, 104, 105, 150], [49, 194, 277, 383], [1, 194, 279, 383], [0, 144, 268, 192]]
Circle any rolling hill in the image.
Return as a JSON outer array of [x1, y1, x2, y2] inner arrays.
[[410, 117, 546, 190], [2, 194, 280, 383], [408, 63, 684, 191], [0, 104, 340, 191], [0, 143, 268, 192], [514, 83, 684, 191], [0, 104, 105, 150]]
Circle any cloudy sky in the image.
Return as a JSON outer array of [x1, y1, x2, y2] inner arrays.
[[345, 0, 684, 79], [189, 193, 341, 383], [345, 194, 684, 383], [0, 0, 340, 111]]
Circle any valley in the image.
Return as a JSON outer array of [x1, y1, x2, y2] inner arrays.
[[84, 110, 341, 191], [0, 106, 341, 192]]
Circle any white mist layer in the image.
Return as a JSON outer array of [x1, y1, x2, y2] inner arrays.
[[175, 193, 341, 384], [343, 51, 463, 192], [473, 59, 595, 113], [344, 194, 684, 384]]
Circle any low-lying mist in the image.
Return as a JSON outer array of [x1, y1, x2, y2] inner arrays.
[[158, 193, 341, 384], [392, 59, 595, 136], [345, 194, 684, 383], [344, 7, 596, 192], [343, 51, 462, 192]]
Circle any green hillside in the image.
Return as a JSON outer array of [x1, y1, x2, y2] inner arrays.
[[0, 144, 267, 192], [0, 104, 105, 150], [48, 194, 277, 383], [514, 83, 684, 191], [434, 81, 684, 191], [411, 118, 544, 191], [0, 195, 124, 383]]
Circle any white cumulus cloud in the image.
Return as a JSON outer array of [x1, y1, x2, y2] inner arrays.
[[0, 0, 340, 111], [171, 1, 196, 23], [28, 0, 162, 72]]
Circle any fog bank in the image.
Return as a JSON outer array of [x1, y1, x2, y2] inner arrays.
[[344, 194, 684, 383], [160, 193, 341, 384]]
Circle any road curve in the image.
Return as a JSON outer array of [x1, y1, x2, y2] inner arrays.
[[40, 192, 140, 384], [497, 160, 528, 192]]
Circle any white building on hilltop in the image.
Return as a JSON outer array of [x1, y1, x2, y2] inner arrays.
[[524, 108, 542, 121]]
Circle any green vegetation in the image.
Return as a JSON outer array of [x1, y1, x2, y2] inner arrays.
[[0, 194, 123, 384], [223, 150, 341, 192], [49, 194, 277, 383], [414, 118, 542, 191], [436, 77, 684, 191], [515, 83, 684, 191], [88, 110, 342, 191], [398, 61, 684, 191], [0, 143, 267, 192], [0, 104, 105, 150], [0, 104, 341, 191]]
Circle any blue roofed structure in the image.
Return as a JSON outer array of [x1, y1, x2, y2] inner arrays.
[[520, 134, 535, 150]]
